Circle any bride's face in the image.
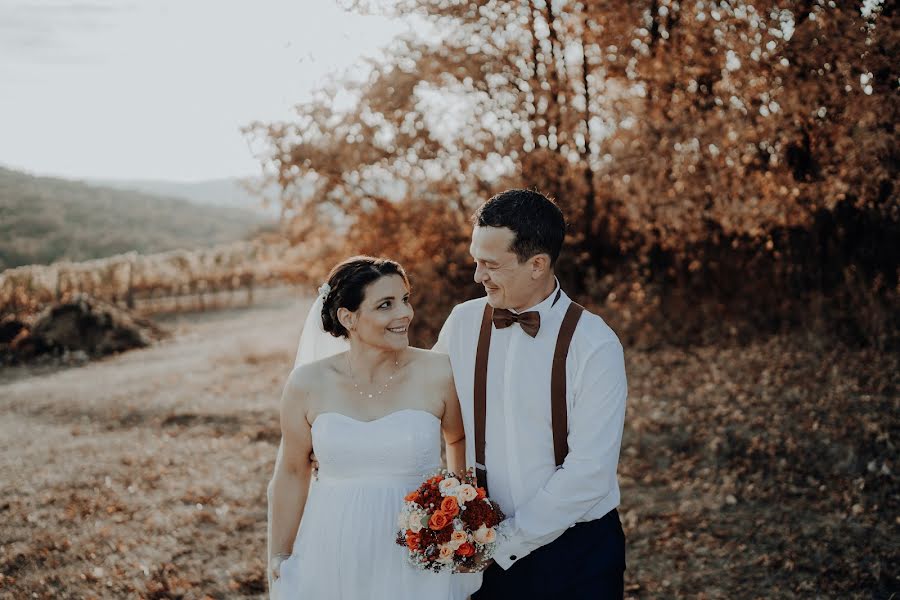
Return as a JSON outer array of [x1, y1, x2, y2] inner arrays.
[[346, 274, 413, 350]]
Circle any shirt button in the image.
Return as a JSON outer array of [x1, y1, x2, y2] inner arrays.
[[509, 555, 517, 561]]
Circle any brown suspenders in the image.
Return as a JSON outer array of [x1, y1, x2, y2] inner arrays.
[[473, 298, 585, 494], [552, 302, 585, 465], [473, 304, 494, 492]]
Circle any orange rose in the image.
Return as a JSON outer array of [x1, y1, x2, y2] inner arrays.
[[456, 542, 476, 557], [429, 511, 450, 530], [405, 491, 419, 502], [405, 530, 420, 550], [440, 496, 460, 518], [475, 487, 487, 500]]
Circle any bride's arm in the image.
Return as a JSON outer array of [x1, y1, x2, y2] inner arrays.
[[440, 357, 467, 476], [269, 368, 314, 569]]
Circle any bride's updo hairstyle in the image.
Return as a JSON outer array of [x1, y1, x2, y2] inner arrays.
[[320, 256, 410, 338]]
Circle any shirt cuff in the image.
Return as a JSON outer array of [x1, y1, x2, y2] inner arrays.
[[491, 519, 529, 570]]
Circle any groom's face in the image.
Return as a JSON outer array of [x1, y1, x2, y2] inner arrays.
[[470, 226, 536, 311]]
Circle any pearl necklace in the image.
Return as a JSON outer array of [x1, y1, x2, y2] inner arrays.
[[346, 354, 401, 399]]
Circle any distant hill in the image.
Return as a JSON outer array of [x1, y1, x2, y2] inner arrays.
[[92, 177, 282, 218], [0, 166, 275, 271]]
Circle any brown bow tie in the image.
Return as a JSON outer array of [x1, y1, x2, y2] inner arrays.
[[492, 309, 541, 337]]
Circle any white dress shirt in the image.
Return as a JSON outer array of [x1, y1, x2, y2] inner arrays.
[[434, 282, 627, 570]]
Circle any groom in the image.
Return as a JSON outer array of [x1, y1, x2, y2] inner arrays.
[[434, 189, 628, 599]]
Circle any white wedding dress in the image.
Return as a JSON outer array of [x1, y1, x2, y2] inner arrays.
[[271, 408, 481, 599]]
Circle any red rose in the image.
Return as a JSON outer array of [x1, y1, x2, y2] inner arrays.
[[456, 542, 476, 557]]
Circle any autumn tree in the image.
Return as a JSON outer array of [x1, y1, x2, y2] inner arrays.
[[246, 0, 897, 346]]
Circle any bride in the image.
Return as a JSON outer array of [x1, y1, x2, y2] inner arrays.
[[267, 256, 481, 599]]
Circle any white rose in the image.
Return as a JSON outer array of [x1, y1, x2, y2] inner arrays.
[[448, 529, 468, 550], [437, 544, 455, 563], [439, 477, 461, 495], [408, 510, 425, 533], [455, 484, 478, 503], [473, 525, 496, 544]]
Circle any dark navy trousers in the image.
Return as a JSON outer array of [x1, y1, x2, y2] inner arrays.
[[473, 509, 626, 600]]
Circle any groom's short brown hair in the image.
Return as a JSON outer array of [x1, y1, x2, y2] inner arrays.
[[473, 189, 566, 265]]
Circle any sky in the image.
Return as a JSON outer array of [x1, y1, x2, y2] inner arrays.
[[0, 0, 408, 182]]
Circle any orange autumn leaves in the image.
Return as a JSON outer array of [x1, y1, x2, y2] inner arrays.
[[249, 2, 897, 352]]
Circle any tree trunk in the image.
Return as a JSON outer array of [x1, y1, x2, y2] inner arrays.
[[543, 1, 567, 149], [580, 30, 596, 244], [528, 1, 549, 145]]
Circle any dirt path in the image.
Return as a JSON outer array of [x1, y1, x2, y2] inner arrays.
[[1, 297, 893, 598], [1, 297, 306, 599]]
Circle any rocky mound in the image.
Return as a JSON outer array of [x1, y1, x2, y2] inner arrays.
[[1, 294, 167, 365]]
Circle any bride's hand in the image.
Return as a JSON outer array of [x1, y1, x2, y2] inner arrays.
[[309, 451, 319, 478], [270, 553, 291, 580]]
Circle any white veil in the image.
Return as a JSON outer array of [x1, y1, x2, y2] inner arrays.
[[267, 290, 349, 597], [292, 293, 351, 368]]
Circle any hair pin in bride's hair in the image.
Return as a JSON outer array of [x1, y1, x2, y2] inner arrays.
[[317, 282, 332, 300]]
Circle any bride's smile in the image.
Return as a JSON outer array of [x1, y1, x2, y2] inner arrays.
[[339, 274, 415, 351]]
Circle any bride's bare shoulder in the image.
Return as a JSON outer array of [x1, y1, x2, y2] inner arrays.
[[285, 353, 346, 395], [407, 347, 452, 379]]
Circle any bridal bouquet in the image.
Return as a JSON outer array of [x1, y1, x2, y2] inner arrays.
[[395, 469, 505, 573]]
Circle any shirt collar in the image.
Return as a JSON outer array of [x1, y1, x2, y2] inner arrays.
[[513, 278, 562, 318]]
